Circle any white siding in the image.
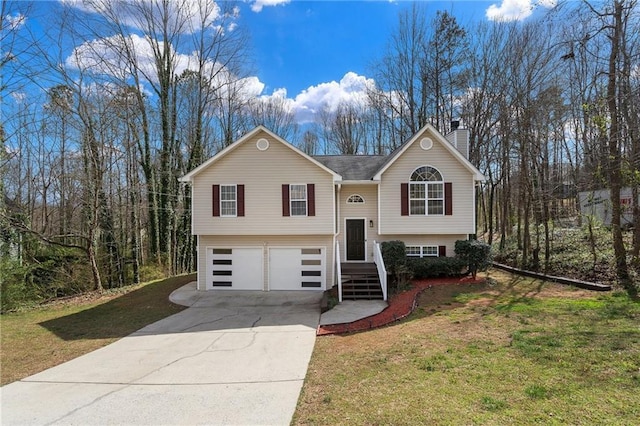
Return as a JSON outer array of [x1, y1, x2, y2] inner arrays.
[[379, 128, 477, 235], [191, 131, 335, 236]]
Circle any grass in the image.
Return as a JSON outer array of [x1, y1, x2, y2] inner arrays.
[[293, 269, 640, 425], [0, 273, 194, 386]]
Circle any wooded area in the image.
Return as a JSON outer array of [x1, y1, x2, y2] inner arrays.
[[1, 0, 638, 308]]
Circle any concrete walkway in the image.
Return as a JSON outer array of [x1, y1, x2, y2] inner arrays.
[[1, 284, 323, 426], [319, 300, 388, 326]]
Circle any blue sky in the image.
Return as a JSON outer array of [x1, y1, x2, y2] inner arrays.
[[4, 0, 559, 123], [245, 1, 492, 95]]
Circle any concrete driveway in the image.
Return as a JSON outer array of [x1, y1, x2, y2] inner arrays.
[[1, 283, 323, 425]]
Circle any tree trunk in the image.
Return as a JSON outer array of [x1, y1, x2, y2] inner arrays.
[[606, 1, 631, 287]]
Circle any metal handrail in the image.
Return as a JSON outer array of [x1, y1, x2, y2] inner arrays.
[[373, 240, 388, 301]]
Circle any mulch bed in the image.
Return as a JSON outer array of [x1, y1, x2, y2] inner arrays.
[[316, 276, 485, 336]]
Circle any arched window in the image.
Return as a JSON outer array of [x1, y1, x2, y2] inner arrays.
[[409, 166, 444, 215], [346, 194, 365, 204]]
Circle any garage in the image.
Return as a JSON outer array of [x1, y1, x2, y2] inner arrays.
[[206, 247, 263, 290], [269, 248, 325, 290]]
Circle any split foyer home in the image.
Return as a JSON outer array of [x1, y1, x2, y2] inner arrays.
[[179, 124, 485, 302]]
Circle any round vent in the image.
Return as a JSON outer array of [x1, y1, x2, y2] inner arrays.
[[256, 138, 270, 151], [420, 137, 433, 150]]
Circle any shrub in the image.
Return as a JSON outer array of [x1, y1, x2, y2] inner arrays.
[[407, 256, 467, 279], [381, 240, 406, 274], [381, 241, 410, 288], [455, 239, 492, 279], [0, 258, 33, 313]]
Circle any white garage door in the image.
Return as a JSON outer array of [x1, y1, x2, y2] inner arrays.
[[269, 248, 325, 290], [206, 247, 263, 290]]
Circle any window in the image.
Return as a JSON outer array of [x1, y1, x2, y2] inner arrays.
[[290, 184, 307, 216], [410, 166, 444, 216], [347, 194, 365, 204], [219, 185, 237, 216], [213, 184, 244, 217], [406, 245, 440, 258], [282, 184, 315, 217], [406, 246, 422, 257]]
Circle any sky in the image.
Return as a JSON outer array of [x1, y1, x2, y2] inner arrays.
[[4, 0, 559, 123]]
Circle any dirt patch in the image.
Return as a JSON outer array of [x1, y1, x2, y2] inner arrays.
[[418, 281, 491, 309]]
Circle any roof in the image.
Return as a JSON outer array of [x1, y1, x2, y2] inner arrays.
[[180, 124, 485, 184], [313, 155, 388, 181]]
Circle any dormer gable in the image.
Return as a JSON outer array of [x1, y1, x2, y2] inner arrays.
[[179, 125, 342, 183], [372, 124, 484, 182]]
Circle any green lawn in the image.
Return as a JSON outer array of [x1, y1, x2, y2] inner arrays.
[[0, 274, 194, 386], [294, 270, 640, 425]]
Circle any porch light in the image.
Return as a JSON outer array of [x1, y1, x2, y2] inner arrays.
[[369, 220, 374, 228]]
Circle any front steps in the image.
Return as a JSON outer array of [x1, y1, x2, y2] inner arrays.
[[341, 263, 384, 300]]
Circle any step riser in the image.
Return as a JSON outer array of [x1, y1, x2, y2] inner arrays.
[[340, 264, 383, 300]]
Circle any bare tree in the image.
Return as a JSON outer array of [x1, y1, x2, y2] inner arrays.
[[370, 3, 429, 142], [580, 0, 636, 288], [425, 10, 469, 132], [246, 94, 298, 141], [320, 101, 372, 154]]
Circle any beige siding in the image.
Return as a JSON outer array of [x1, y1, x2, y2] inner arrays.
[[197, 234, 335, 291], [379, 128, 477, 235], [337, 184, 379, 262], [192, 131, 335, 236]]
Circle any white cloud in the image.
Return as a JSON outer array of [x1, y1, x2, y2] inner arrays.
[[4, 13, 26, 30], [251, 0, 291, 13], [287, 72, 375, 123], [60, 0, 223, 34], [236, 76, 266, 99], [65, 33, 264, 102], [10, 92, 26, 103], [67, 34, 375, 124], [486, 0, 556, 22]]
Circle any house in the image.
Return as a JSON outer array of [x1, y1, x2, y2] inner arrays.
[[579, 188, 638, 227], [179, 124, 485, 301]]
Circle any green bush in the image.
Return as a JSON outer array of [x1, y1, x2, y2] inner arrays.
[[381, 240, 410, 288], [381, 240, 407, 275], [0, 258, 34, 313], [455, 239, 492, 279], [407, 256, 467, 279]]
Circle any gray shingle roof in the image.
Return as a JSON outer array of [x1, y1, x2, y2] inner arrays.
[[312, 155, 388, 181]]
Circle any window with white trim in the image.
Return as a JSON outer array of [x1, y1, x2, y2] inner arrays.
[[220, 185, 237, 216], [406, 245, 440, 257], [290, 184, 307, 216], [347, 194, 365, 204], [410, 166, 444, 215]]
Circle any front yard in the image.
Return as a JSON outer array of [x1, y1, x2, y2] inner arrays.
[[294, 269, 640, 424], [0, 274, 193, 386]]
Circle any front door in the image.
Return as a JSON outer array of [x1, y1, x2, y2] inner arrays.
[[346, 219, 366, 261]]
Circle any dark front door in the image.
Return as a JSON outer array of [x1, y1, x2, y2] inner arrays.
[[346, 219, 366, 261]]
